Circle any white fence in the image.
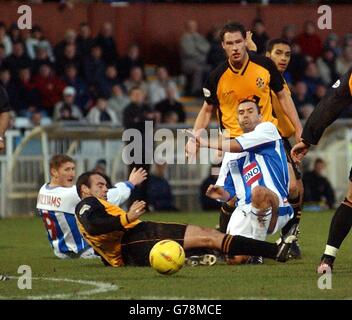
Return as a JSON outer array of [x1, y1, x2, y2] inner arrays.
[[1, 120, 352, 217]]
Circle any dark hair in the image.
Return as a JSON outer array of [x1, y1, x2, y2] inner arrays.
[[76, 171, 107, 199], [266, 38, 291, 53], [220, 22, 246, 41], [238, 98, 261, 114]]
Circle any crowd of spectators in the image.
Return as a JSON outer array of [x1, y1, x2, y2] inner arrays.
[[1, 18, 352, 129]]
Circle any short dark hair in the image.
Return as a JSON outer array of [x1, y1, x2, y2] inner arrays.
[[220, 22, 246, 42], [238, 98, 261, 114], [266, 38, 291, 53], [76, 171, 107, 199]]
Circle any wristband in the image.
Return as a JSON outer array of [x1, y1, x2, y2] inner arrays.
[[125, 181, 135, 190]]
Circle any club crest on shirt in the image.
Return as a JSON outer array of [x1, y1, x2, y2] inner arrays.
[[256, 77, 265, 89], [243, 162, 262, 186]]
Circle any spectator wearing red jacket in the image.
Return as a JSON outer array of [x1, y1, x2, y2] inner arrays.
[[295, 21, 322, 60]]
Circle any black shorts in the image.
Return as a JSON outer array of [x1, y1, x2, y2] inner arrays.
[[349, 167, 352, 182], [121, 221, 187, 266], [282, 137, 302, 180]]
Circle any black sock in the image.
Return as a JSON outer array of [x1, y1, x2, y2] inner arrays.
[[282, 195, 302, 236], [221, 234, 277, 259], [219, 202, 235, 233], [326, 203, 352, 249]]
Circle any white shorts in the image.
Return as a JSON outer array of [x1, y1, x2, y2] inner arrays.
[[226, 204, 293, 238]]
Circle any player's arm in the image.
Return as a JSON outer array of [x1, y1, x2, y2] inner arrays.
[[107, 168, 147, 205], [76, 198, 145, 235], [276, 89, 302, 143], [0, 111, 10, 151], [206, 184, 231, 202], [185, 100, 214, 158]]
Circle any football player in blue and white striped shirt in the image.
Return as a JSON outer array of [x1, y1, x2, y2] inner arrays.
[[193, 99, 294, 248], [36, 154, 147, 259]]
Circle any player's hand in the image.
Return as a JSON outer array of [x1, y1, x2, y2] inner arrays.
[[128, 167, 148, 186], [206, 184, 226, 200], [246, 31, 257, 52], [291, 141, 310, 163], [127, 200, 146, 221]]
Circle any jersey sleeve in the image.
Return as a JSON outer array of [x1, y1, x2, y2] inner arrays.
[[106, 181, 133, 206], [302, 69, 352, 145], [0, 85, 11, 113], [223, 172, 236, 199], [235, 122, 281, 151], [202, 61, 227, 106], [75, 197, 128, 236], [267, 58, 284, 93]]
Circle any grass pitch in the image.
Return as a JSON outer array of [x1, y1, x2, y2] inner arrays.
[[0, 211, 352, 300]]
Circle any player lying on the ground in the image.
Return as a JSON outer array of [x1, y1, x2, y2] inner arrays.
[[291, 67, 352, 273], [36, 154, 147, 259], [74, 171, 296, 267], [186, 99, 296, 264]]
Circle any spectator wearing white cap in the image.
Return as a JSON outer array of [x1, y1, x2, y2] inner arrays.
[[53, 86, 83, 121]]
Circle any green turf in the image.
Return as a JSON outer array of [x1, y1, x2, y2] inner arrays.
[[0, 211, 352, 300]]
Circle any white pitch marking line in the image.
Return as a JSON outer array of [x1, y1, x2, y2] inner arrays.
[[1, 276, 119, 300]]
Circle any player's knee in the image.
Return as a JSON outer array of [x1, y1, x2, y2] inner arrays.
[[251, 186, 267, 204], [289, 179, 299, 199]]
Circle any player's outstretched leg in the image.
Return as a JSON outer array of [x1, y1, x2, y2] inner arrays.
[[183, 224, 296, 263]]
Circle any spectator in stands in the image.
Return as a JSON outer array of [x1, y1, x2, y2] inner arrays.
[[54, 28, 77, 64], [32, 63, 66, 116], [25, 25, 54, 61], [0, 22, 12, 56], [123, 86, 158, 206], [3, 41, 32, 79], [32, 43, 54, 75], [286, 42, 308, 82], [303, 62, 323, 97], [324, 33, 341, 57], [95, 22, 118, 65], [312, 84, 327, 106], [292, 81, 313, 110], [55, 43, 82, 76], [299, 103, 314, 120], [154, 84, 185, 123], [86, 96, 118, 124], [147, 163, 178, 212], [251, 18, 269, 55], [295, 20, 322, 60], [336, 46, 352, 76], [118, 44, 144, 81], [281, 24, 296, 45], [342, 33, 352, 48], [200, 167, 222, 211], [148, 65, 179, 106], [15, 67, 40, 116], [76, 22, 94, 60], [98, 64, 122, 98], [8, 23, 22, 44], [84, 43, 106, 88], [107, 84, 130, 126], [180, 19, 210, 96], [0, 68, 17, 113], [123, 66, 149, 97], [316, 47, 338, 86], [207, 26, 226, 70], [62, 64, 90, 112], [53, 86, 83, 121], [303, 158, 335, 210]]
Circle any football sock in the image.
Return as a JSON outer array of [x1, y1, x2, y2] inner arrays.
[[219, 201, 235, 233], [325, 203, 352, 254], [282, 195, 301, 236], [221, 234, 277, 259]]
